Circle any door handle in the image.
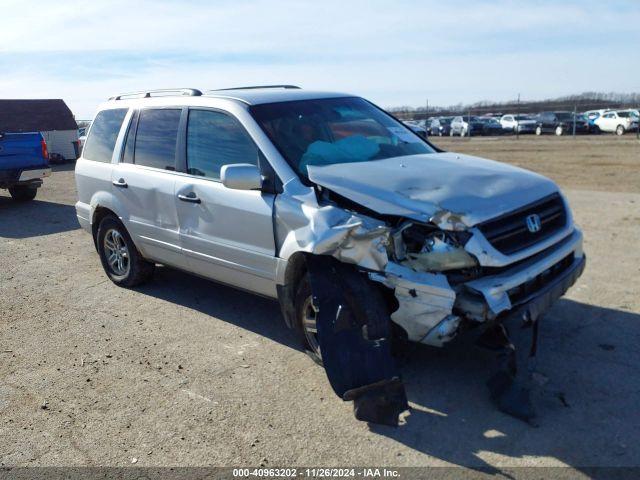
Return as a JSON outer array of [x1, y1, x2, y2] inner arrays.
[[112, 179, 128, 188], [178, 193, 201, 204]]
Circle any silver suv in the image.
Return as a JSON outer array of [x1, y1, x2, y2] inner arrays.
[[75, 86, 585, 425]]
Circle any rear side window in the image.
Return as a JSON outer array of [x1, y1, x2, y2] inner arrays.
[[83, 108, 128, 163], [134, 109, 181, 170], [186, 109, 258, 180]]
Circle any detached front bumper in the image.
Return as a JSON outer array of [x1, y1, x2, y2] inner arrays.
[[456, 228, 585, 322], [379, 228, 585, 346]]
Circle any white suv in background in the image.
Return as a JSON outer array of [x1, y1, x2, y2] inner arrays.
[[594, 110, 639, 135], [499, 114, 537, 133], [75, 86, 585, 425]]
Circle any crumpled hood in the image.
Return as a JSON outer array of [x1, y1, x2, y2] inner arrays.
[[306, 152, 559, 230]]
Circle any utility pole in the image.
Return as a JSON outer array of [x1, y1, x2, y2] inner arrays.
[[425, 99, 429, 130], [468, 109, 472, 138], [516, 93, 520, 140], [572, 104, 577, 138]]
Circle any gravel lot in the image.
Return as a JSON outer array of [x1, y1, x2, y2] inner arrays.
[[1, 136, 639, 472]]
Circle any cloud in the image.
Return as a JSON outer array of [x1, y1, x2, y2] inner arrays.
[[0, 0, 638, 117]]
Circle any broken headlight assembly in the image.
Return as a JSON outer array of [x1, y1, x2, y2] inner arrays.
[[392, 223, 478, 272]]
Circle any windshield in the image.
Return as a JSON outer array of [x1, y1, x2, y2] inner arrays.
[[555, 112, 573, 121], [250, 97, 436, 176]]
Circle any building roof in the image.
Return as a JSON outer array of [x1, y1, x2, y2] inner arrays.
[[205, 88, 353, 105], [0, 99, 77, 132]]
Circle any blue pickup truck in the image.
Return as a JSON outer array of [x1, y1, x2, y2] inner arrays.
[[0, 132, 50, 201]]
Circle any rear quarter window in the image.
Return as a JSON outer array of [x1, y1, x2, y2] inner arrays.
[[83, 109, 128, 163]]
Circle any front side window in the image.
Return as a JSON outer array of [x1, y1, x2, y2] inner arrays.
[[134, 109, 181, 170], [82, 108, 128, 163], [250, 97, 435, 177], [186, 109, 258, 180]]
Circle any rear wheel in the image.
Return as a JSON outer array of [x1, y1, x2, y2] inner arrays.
[[616, 125, 625, 136], [96, 215, 155, 287], [8, 185, 37, 201], [555, 125, 564, 136]]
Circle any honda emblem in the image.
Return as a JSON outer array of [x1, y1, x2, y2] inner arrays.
[[526, 214, 542, 233]]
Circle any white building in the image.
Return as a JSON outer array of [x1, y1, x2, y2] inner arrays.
[[0, 99, 79, 161]]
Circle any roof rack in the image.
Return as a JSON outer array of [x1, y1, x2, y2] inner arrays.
[[109, 88, 203, 101], [210, 85, 301, 92]]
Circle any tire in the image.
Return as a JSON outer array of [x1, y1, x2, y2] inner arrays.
[[555, 125, 564, 136], [294, 269, 393, 365], [8, 185, 37, 201], [449, 129, 454, 137], [535, 126, 543, 136], [616, 125, 625, 136], [96, 215, 155, 287], [460, 128, 467, 137]]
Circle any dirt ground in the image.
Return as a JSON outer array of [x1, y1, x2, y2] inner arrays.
[[1, 136, 639, 472], [432, 135, 640, 194]]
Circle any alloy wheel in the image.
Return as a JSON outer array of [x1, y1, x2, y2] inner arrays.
[[301, 295, 321, 358], [103, 228, 130, 276]]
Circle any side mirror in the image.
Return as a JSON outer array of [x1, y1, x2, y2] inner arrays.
[[221, 163, 262, 191]]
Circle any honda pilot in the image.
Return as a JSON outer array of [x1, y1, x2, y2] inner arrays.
[[75, 86, 585, 425]]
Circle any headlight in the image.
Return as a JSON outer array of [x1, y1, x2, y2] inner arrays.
[[398, 229, 478, 272]]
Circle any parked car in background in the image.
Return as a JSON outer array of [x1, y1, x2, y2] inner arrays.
[[594, 110, 639, 135], [78, 127, 88, 152], [500, 114, 537, 133], [583, 109, 607, 131], [402, 120, 427, 138], [0, 132, 50, 201], [450, 115, 484, 136], [534, 112, 589, 136], [477, 117, 505, 136], [429, 117, 452, 136]]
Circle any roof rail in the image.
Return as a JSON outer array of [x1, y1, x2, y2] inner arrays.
[[109, 88, 203, 101], [210, 85, 301, 92]]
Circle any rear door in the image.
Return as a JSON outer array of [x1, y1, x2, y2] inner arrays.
[[111, 107, 186, 268], [173, 108, 278, 297]]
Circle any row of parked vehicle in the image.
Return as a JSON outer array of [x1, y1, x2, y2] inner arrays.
[[403, 108, 640, 138]]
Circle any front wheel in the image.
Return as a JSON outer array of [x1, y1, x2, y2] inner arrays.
[[9, 185, 37, 201], [535, 126, 543, 136], [616, 125, 625, 136], [555, 125, 564, 136], [294, 276, 321, 363], [96, 215, 155, 287]]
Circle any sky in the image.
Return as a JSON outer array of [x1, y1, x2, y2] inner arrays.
[[1, 0, 639, 119]]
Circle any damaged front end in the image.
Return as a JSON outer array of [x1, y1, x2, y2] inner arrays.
[[275, 180, 585, 426]]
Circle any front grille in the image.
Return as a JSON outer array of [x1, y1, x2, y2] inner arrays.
[[507, 253, 574, 305], [478, 193, 567, 255]]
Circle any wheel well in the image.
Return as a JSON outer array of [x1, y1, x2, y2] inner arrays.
[[91, 206, 117, 249], [277, 252, 309, 329], [277, 252, 399, 332]]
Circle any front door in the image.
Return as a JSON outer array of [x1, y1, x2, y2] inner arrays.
[[174, 108, 278, 297]]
